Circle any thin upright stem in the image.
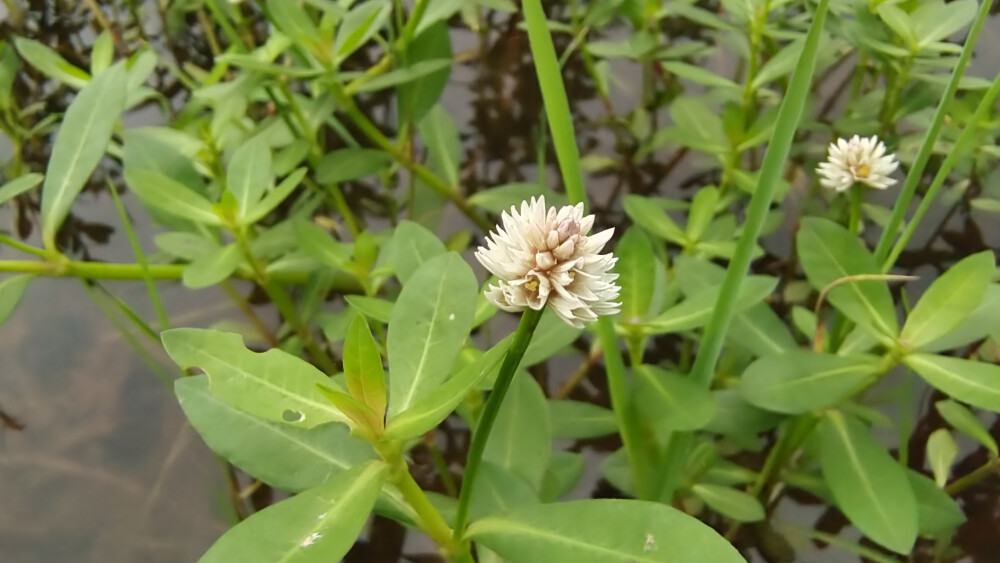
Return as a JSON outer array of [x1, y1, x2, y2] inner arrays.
[[453, 307, 543, 538], [847, 185, 861, 235], [0, 234, 49, 259]]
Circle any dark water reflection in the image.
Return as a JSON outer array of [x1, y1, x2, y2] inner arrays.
[[1, 3, 1000, 562]]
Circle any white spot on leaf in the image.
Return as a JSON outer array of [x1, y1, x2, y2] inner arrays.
[[448, 313, 455, 320], [644, 533, 656, 553], [301, 532, 322, 547]]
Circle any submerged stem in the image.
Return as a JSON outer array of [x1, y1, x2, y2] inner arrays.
[[453, 307, 543, 538]]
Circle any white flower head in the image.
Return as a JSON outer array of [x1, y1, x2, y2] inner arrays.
[[475, 196, 621, 328], [816, 135, 899, 192]]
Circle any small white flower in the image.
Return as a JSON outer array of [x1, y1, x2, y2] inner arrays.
[[817, 135, 899, 192], [475, 197, 621, 328]]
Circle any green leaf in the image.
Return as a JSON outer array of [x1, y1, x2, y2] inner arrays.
[[634, 365, 715, 431], [468, 183, 567, 214], [418, 104, 462, 187], [0, 173, 43, 205], [661, 61, 738, 90], [751, 39, 804, 89], [90, 31, 113, 75], [540, 451, 585, 502], [387, 252, 477, 417], [14, 37, 90, 88], [877, 4, 918, 50], [384, 337, 511, 440], [389, 220, 446, 284], [266, 0, 321, 49], [398, 21, 452, 124], [470, 462, 540, 521], [673, 256, 795, 356], [520, 309, 582, 366], [797, 217, 898, 338], [901, 251, 994, 351], [466, 499, 745, 562], [548, 400, 617, 440], [704, 388, 783, 439], [685, 187, 718, 242], [0, 274, 32, 328], [907, 470, 966, 538], [162, 328, 348, 428], [739, 351, 882, 415], [905, 353, 1000, 413], [182, 244, 242, 289], [935, 399, 998, 456], [613, 227, 656, 324], [41, 63, 127, 246], [623, 194, 686, 244], [201, 460, 388, 563], [926, 428, 957, 487], [913, 0, 977, 48], [244, 168, 307, 225], [820, 411, 918, 554], [343, 315, 387, 417], [228, 137, 272, 221], [334, 0, 391, 64], [483, 373, 551, 490], [293, 219, 350, 270], [345, 295, 394, 324], [922, 284, 1000, 353], [176, 375, 374, 493], [315, 148, 393, 185], [690, 484, 765, 522], [354, 59, 453, 93], [124, 168, 221, 226], [642, 276, 776, 335]]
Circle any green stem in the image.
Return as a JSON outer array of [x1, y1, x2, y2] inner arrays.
[[0, 234, 49, 259], [0, 258, 311, 283], [329, 87, 492, 232], [847, 185, 861, 235], [393, 461, 457, 549], [234, 235, 338, 375], [883, 69, 1000, 271], [660, 0, 830, 504], [108, 183, 170, 332], [522, 0, 586, 207], [945, 457, 1000, 496], [453, 307, 543, 538], [873, 0, 994, 263], [879, 55, 912, 133]]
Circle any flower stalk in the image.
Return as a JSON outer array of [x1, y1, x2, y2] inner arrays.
[[452, 306, 543, 538]]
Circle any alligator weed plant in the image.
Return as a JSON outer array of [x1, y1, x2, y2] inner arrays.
[[1, 0, 1000, 561]]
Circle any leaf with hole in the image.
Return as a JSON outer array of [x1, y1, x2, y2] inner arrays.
[[162, 328, 348, 428]]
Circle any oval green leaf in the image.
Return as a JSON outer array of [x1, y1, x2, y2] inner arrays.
[[548, 400, 618, 440], [482, 373, 551, 490], [926, 428, 957, 487], [901, 251, 994, 351], [797, 217, 898, 338], [343, 315, 387, 417], [162, 328, 348, 428], [0, 274, 32, 328], [691, 484, 765, 522], [905, 353, 1000, 413], [387, 252, 477, 417], [0, 173, 43, 205], [634, 365, 716, 431], [41, 62, 127, 246], [201, 460, 388, 563], [389, 220, 446, 284], [739, 350, 881, 414], [228, 137, 272, 221], [642, 275, 776, 335], [935, 399, 998, 456], [613, 226, 656, 324], [182, 244, 242, 289], [466, 499, 744, 562], [820, 411, 918, 554], [125, 168, 222, 226]]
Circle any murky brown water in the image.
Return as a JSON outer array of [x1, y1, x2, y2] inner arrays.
[[1, 3, 1000, 562]]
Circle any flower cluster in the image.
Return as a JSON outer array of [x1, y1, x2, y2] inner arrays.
[[817, 135, 899, 192], [475, 197, 620, 328]]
